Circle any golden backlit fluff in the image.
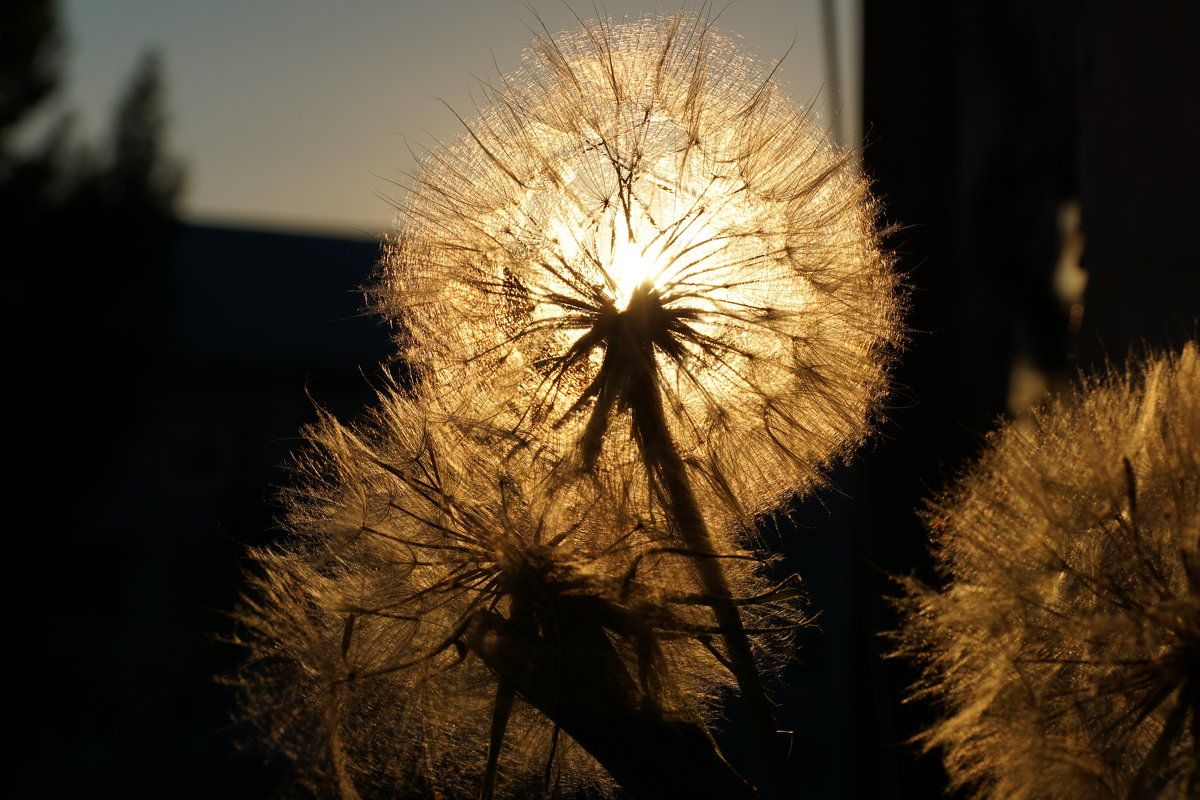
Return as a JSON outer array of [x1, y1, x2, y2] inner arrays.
[[375, 11, 901, 521], [373, 17, 897, 795], [896, 344, 1199, 799], [232, 387, 804, 799]]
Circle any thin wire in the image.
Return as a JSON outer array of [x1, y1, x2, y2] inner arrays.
[[819, 0, 845, 148]]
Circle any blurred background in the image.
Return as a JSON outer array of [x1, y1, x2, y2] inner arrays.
[[4, 0, 1196, 797]]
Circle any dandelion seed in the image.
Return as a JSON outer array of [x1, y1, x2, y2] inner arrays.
[[232, 387, 804, 798], [896, 344, 1200, 799]]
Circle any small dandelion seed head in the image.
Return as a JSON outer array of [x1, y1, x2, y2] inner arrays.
[[895, 343, 1200, 800], [375, 10, 902, 522], [231, 385, 806, 798]]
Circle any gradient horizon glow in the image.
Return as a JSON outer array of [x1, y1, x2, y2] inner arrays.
[[61, 0, 859, 237]]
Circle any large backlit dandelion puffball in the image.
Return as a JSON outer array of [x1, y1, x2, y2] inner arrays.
[[377, 12, 900, 517], [898, 344, 1199, 800]]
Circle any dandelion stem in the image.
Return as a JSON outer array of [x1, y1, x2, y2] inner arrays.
[[1191, 683, 1199, 791], [479, 679, 515, 800], [626, 343, 796, 800], [479, 586, 538, 799], [465, 608, 759, 800], [569, 285, 796, 797]]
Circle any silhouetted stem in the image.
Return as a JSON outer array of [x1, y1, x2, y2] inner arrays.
[[479, 680, 515, 800], [570, 290, 794, 798], [464, 608, 759, 800], [1191, 683, 1198, 794], [630, 375, 796, 800]]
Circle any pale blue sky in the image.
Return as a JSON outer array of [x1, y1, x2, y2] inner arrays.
[[62, 1, 859, 238]]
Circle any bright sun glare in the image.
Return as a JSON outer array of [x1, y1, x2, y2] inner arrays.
[[606, 233, 654, 304], [498, 115, 774, 312]]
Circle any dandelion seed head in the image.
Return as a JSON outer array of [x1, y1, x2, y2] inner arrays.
[[377, 11, 901, 518], [233, 386, 805, 798], [897, 344, 1200, 800]]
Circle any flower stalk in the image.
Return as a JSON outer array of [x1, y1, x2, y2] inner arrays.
[[464, 589, 759, 800], [607, 281, 796, 798]]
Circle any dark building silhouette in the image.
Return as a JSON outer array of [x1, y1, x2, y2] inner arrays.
[[849, 1, 1199, 798], [1074, 0, 1200, 363], [19, 223, 388, 797]]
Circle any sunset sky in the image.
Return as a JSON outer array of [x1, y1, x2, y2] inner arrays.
[[61, 0, 858, 238]]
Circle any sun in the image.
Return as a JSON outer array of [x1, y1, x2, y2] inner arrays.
[[502, 134, 779, 337], [603, 227, 655, 306]]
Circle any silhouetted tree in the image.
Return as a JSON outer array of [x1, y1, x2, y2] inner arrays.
[[0, 0, 60, 143], [1, 1, 184, 474], [4, 11, 187, 789], [62, 47, 184, 427]]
